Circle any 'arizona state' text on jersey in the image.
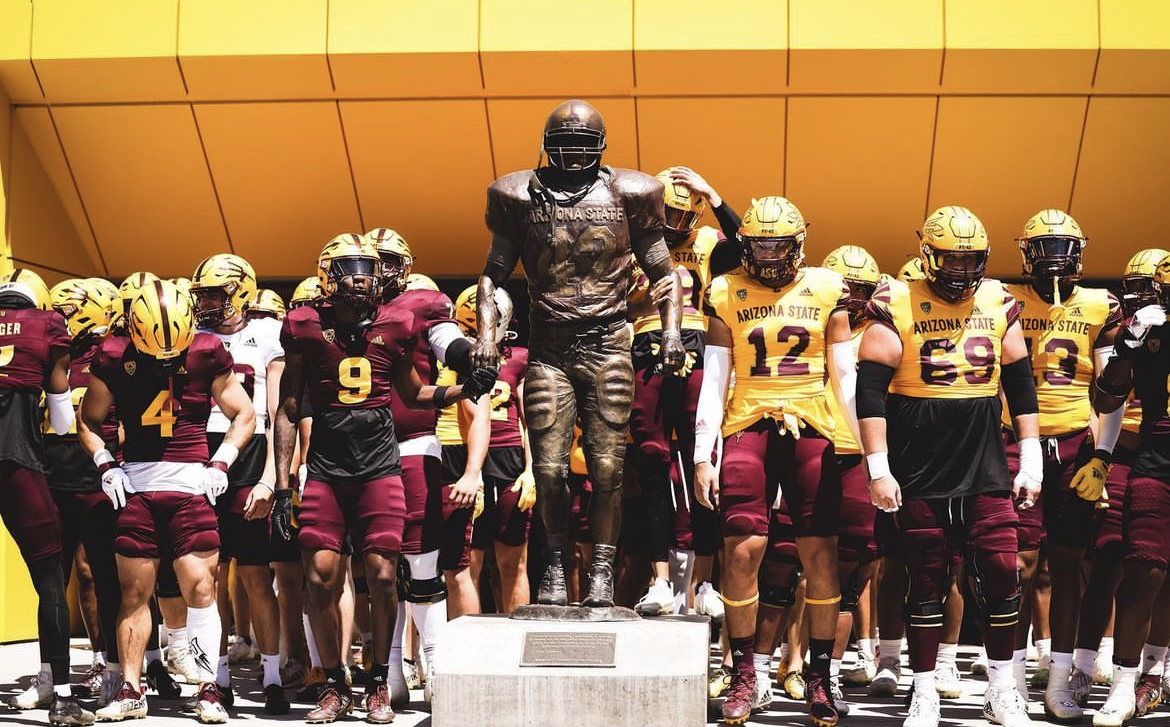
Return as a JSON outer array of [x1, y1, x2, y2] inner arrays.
[[1002, 284, 1121, 435], [630, 226, 722, 334], [705, 267, 849, 439]]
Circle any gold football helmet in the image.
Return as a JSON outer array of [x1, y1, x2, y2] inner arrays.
[[405, 273, 440, 292], [119, 272, 160, 319], [656, 170, 708, 239], [897, 257, 926, 282], [317, 234, 382, 309], [823, 245, 881, 324], [453, 284, 514, 343], [191, 253, 257, 328], [365, 228, 414, 298], [0, 268, 51, 310], [1123, 248, 1170, 315], [289, 277, 322, 309], [128, 280, 196, 364], [918, 206, 989, 302], [738, 196, 806, 289], [248, 289, 286, 320], [51, 278, 116, 338], [1017, 209, 1086, 282]]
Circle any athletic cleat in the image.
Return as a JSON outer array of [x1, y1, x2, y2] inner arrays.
[[10, 670, 53, 709], [843, 649, 878, 687], [227, 636, 256, 664], [709, 665, 733, 699], [807, 674, 840, 727], [971, 650, 989, 677], [306, 686, 355, 724], [388, 659, 410, 709], [1134, 674, 1163, 717], [1093, 683, 1135, 727], [1069, 668, 1094, 707], [193, 683, 228, 724], [984, 684, 1033, 727], [167, 643, 203, 685], [722, 670, 756, 725], [76, 663, 107, 698], [783, 670, 808, 701], [1093, 659, 1114, 687], [695, 582, 726, 622], [99, 673, 121, 708], [831, 676, 851, 717], [184, 685, 234, 712], [95, 682, 147, 722], [581, 544, 617, 607], [364, 683, 395, 724], [145, 659, 182, 699], [49, 694, 96, 726], [634, 578, 675, 617], [403, 659, 423, 690], [1044, 667, 1084, 722], [264, 684, 291, 716], [904, 687, 941, 727], [935, 662, 963, 699], [870, 658, 901, 697], [752, 678, 773, 712], [536, 549, 568, 606], [297, 667, 328, 703]]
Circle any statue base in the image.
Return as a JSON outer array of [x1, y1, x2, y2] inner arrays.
[[510, 604, 640, 622]]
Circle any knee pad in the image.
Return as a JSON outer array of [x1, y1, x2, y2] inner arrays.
[[595, 355, 634, 427], [399, 551, 445, 604], [523, 365, 563, 432], [841, 569, 863, 614], [971, 554, 1021, 628], [903, 599, 945, 629]]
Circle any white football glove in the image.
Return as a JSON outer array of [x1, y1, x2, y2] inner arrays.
[[100, 465, 132, 510], [1122, 304, 1167, 349], [1013, 437, 1043, 510], [202, 464, 230, 506]]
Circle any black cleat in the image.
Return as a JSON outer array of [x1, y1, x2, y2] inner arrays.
[[581, 544, 617, 608], [49, 694, 95, 726], [536, 548, 568, 606], [145, 659, 181, 700], [263, 683, 291, 715]]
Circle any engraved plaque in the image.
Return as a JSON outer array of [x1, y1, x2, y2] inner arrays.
[[520, 631, 617, 668]]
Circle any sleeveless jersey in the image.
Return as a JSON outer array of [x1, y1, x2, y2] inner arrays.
[[829, 327, 865, 455], [705, 267, 848, 438], [630, 226, 721, 334], [202, 317, 283, 435], [1002, 284, 1121, 435], [388, 288, 455, 442], [867, 278, 1020, 399]]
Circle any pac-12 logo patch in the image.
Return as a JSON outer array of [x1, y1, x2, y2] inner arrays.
[[920, 301, 932, 314], [124, 360, 137, 376], [736, 289, 747, 301], [1149, 338, 1161, 353]]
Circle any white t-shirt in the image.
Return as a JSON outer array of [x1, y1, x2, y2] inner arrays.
[[201, 317, 284, 435]]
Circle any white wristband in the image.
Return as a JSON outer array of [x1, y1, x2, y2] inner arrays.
[[93, 449, 116, 468], [866, 452, 891, 480], [211, 442, 240, 467]]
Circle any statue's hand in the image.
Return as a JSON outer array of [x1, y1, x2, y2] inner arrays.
[[657, 329, 686, 375], [470, 336, 500, 370]]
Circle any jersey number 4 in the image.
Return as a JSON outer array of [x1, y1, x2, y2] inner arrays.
[[142, 390, 177, 437]]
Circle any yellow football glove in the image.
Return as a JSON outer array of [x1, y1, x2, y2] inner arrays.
[[473, 483, 485, 522], [511, 468, 537, 512], [1069, 452, 1110, 502]]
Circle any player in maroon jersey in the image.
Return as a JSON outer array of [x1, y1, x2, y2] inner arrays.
[[272, 235, 493, 724], [0, 274, 88, 725], [80, 280, 256, 724]]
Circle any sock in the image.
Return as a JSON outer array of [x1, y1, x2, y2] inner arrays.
[[858, 638, 876, 660], [1148, 645, 1170, 677], [1073, 648, 1097, 675], [304, 614, 321, 669], [185, 605, 222, 685], [1036, 638, 1052, 661], [412, 600, 448, 675], [1051, 651, 1073, 673], [54, 684, 71, 698], [880, 638, 903, 664], [809, 638, 834, 679], [144, 648, 163, 664], [217, 655, 230, 689], [831, 658, 842, 678], [1099, 637, 1115, 664], [754, 653, 772, 689], [261, 653, 281, 688], [370, 662, 389, 686], [730, 636, 755, 677], [94, 652, 107, 668], [167, 627, 187, 652], [988, 659, 1015, 690], [1112, 665, 1139, 698], [39, 661, 50, 677], [324, 666, 348, 692], [913, 670, 936, 694], [1013, 648, 1027, 666], [937, 643, 958, 667]]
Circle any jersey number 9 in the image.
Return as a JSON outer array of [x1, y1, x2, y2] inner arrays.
[[338, 357, 372, 404]]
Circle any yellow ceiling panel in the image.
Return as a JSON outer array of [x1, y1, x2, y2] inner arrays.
[[480, 0, 633, 94], [31, 0, 183, 103], [927, 97, 1085, 278], [328, 0, 481, 97], [486, 98, 640, 183], [1096, 0, 1170, 92], [634, 0, 785, 94], [50, 105, 226, 278], [636, 97, 785, 218], [12, 107, 103, 274], [942, 0, 1097, 92], [194, 102, 362, 278], [0, 0, 40, 102], [178, 0, 332, 100], [340, 100, 495, 277], [1071, 98, 1170, 279], [786, 97, 936, 275]]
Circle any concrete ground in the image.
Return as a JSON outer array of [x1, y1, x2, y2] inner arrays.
[[1, 640, 1168, 727]]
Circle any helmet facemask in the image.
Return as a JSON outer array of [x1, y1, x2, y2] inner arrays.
[[328, 256, 382, 313], [845, 279, 877, 327], [923, 247, 987, 303], [192, 285, 235, 328], [543, 126, 606, 174], [741, 234, 805, 289], [1122, 276, 1158, 316], [663, 205, 701, 245], [1023, 236, 1083, 282], [378, 251, 411, 302]]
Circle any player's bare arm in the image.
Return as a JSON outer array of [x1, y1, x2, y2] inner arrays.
[[450, 396, 490, 510], [78, 375, 114, 458], [856, 321, 903, 512], [273, 349, 305, 494], [825, 307, 861, 446], [210, 368, 257, 459]]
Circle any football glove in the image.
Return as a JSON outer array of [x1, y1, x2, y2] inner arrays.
[[511, 468, 537, 512], [463, 366, 498, 402], [1117, 304, 1167, 355], [1070, 451, 1111, 502], [100, 464, 132, 510], [202, 462, 230, 506], [272, 489, 296, 544]]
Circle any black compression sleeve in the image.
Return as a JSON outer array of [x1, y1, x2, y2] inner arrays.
[[445, 336, 472, 376], [856, 361, 895, 419], [709, 202, 744, 275], [1002, 357, 1039, 417]]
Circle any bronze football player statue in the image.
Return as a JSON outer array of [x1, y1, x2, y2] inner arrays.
[[472, 99, 684, 608]]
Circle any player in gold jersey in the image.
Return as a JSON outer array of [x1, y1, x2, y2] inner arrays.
[[857, 206, 1040, 727], [693, 196, 859, 726], [999, 210, 1124, 720]]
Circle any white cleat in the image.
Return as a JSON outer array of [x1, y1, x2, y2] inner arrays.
[[9, 671, 52, 709], [166, 641, 202, 685], [843, 649, 878, 686], [753, 676, 774, 712], [95, 683, 148, 722], [904, 687, 941, 727], [936, 662, 963, 699], [695, 581, 725, 621], [1045, 667, 1085, 722], [227, 636, 256, 664], [1093, 659, 1114, 686], [870, 658, 902, 697], [1093, 684, 1135, 727], [634, 578, 675, 617], [193, 684, 228, 725], [972, 649, 989, 676], [984, 684, 1034, 727]]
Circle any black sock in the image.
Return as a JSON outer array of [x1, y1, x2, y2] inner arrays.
[[809, 637, 834, 679], [28, 557, 70, 687], [370, 663, 388, 686], [730, 636, 755, 676], [324, 666, 347, 691]]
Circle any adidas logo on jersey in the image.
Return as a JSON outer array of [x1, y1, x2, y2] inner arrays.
[[971, 305, 982, 314], [1068, 306, 1082, 317], [371, 335, 385, 345], [799, 287, 814, 296], [177, 365, 188, 375], [242, 337, 258, 347]]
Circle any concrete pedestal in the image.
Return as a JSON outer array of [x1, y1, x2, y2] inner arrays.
[[432, 613, 709, 727]]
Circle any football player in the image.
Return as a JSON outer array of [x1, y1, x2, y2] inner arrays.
[[191, 254, 289, 715], [999, 211, 1123, 720], [694, 196, 860, 726], [80, 279, 256, 724], [247, 289, 286, 321], [1091, 253, 1170, 726], [0, 270, 87, 725], [272, 235, 492, 723], [856, 206, 1040, 727]]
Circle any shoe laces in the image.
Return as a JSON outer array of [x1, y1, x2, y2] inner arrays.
[[115, 683, 141, 702], [197, 683, 221, 705], [727, 673, 756, 706], [908, 688, 938, 717], [807, 675, 833, 708]]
